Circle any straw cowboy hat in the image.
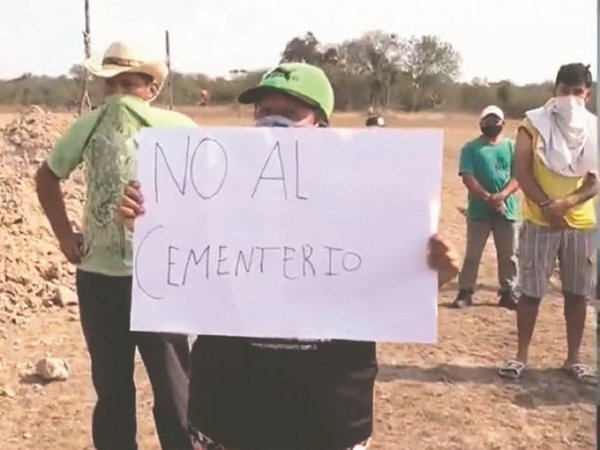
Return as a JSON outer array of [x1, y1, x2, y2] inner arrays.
[[84, 41, 168, 92]]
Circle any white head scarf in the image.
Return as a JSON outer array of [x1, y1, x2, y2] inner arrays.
[[525, 96, 597, 177]]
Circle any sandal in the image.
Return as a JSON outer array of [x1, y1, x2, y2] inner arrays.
[[562, 363, 598, 385], [349, 438, 371, 450], [498, 360, 526, 379]]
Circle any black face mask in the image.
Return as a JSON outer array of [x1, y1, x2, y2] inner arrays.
[[481, 125, 502, 139]]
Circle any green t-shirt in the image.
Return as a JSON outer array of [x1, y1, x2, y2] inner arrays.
[[458, 137, 518, 221], [47, 94, 197, 277]]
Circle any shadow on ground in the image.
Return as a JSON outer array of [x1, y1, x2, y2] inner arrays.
[[378, 363, 596, 407], [19, 373, 52, 386], [439, 282, 564, 303]]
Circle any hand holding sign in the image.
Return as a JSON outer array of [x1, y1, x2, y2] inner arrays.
[[116, 181, 145, 231], [428, 234, 460, 287]]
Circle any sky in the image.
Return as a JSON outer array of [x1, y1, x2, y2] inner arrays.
[[0, 0, 596, 85]]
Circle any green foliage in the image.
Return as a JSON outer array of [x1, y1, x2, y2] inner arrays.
[[281, 31, 338, 66], [402, 35, 461, 111], [0, 32, 595, 118]]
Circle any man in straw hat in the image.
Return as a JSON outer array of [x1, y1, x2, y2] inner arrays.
[[117, 62, 460, 450], [35, 41, 196, 450]]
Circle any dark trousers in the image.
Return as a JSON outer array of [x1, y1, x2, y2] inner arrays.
[[76, 270, 193, 450]]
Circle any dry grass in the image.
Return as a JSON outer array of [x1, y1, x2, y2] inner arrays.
[[0, 107, 595, 450]]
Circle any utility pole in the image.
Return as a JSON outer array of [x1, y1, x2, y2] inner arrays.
[[78, 0, 92, 115], [165, 30, 174, 110]]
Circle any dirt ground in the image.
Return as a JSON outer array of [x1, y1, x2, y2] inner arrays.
[[0, 107, 596, 450], [0, 113, 17, 128]]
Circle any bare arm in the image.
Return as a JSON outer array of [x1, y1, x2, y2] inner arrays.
[[461, 174, 491, 201], [500, 141, 521, 198], [564, 172, 598, 207], [514, 128, 550, 206], [35, 163, 82, 263], [36, 163, 72, 240], [499, 177, 519, 198]]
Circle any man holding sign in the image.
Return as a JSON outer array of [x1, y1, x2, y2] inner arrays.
[[119, 62, 457, 450]]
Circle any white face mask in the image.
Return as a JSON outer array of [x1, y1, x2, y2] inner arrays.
[[551, 95, 588, 127]]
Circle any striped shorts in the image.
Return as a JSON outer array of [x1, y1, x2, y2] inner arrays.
[[518, 221, 596, 298]]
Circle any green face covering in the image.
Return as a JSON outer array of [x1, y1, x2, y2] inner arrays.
[[79, 94, 150, 273], [45, 93, 196, 276]]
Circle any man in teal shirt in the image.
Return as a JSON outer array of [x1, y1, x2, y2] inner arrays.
[[453, 105, 519, 309]]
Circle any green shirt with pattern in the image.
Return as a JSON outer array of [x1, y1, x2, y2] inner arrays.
[[47, 94, 197, 277]]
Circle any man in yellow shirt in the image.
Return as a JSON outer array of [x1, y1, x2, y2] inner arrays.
[[499, 63, 597, 384]]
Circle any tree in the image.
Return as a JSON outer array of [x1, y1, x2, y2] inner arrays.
[[496, 81, 512, 106], [68, 64, 86, 82], [336, 31, 403, 109], [0, 32, 562, 115], [8, 73, 33, 82], [281, 32, 337, 65], [403, 35, 461, 110]]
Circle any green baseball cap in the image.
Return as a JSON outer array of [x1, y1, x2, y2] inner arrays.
[[238, 62, 335, 122]]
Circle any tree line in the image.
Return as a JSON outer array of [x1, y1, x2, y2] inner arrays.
[[0, 31, 595, 117]]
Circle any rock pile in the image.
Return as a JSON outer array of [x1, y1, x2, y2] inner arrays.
[[2, 105, 73, 167], [0, 106, 82, 326]]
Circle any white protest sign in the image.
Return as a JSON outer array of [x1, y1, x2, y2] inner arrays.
[[131, 127, 442, 343]]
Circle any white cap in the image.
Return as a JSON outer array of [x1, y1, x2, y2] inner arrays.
[[480, 105, 504, 120]]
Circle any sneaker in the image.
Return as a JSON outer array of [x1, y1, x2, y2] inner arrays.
[[452, 290, 473, 308], [498, 292, 518, 310]]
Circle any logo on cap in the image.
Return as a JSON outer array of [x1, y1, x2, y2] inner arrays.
[[265, 66, 299, 82]]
